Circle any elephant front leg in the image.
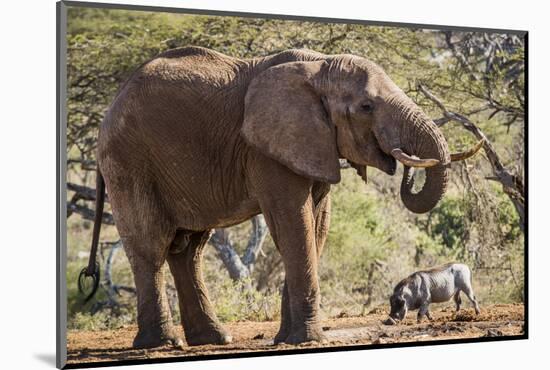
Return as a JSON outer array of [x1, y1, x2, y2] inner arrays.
[[274, 184, 331, 345], [167, 230, 232, 346], [264, 199, 325, 344], [250, 158, 327, 344], [123, 237, 182, 349], [281, 232, 325, 345], [274, 280, 292, 344]]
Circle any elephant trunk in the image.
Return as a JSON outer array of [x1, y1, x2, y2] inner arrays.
[[397, 110, 450, 214]]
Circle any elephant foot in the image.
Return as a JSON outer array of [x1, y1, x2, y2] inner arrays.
[[280, 326, 326, 345], [184, 324, 233, 346], [273, 333, 287, 345], [133, 327, 184, 349], [273, 324, 291, 344]]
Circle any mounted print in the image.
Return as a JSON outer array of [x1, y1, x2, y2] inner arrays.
[[56, 1, 527, 368]]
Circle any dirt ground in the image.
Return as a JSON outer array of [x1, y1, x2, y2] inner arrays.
[[67, 304, 524, 365]]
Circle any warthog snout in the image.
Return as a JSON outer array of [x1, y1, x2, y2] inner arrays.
[[383, 317, 397, 325]]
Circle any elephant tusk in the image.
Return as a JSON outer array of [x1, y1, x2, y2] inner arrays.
[[450, 139, 485, 162], [390, 148, 440, 168]]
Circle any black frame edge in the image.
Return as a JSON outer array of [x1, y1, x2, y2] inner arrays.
[[58, 1, 529, 368], [63, 334, 528, 369]]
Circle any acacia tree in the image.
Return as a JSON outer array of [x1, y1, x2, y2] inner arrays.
[[415, 32, 525, 228]]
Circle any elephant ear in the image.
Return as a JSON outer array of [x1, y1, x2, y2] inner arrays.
[[242, 61, 341, 184]]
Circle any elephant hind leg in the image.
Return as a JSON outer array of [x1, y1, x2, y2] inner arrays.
[[105, 172, 182, 349], [122, 235, 182, 349], [167, 229, 232, 346]]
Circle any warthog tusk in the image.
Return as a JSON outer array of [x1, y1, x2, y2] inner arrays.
[[383, 317, 397, 325], [390, 148, 440, 168], [450, 139, 485, 162]]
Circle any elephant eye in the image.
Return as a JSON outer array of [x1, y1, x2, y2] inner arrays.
[[361, 102, 374, 113]]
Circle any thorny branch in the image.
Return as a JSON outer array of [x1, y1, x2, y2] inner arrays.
[[417, 83, 524, 231], [442, 31, 525, 121]]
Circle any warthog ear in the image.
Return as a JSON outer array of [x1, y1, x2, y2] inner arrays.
[[242, 61, 341, 184]]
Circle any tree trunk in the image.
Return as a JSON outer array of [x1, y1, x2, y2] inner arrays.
[[210, 215, 269, 282]]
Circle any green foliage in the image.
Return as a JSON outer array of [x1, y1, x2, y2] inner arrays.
[[495, 187, 522, 242], [413, 230, 446, 265], [328, 173, 379, 252], [325, 171, 396, 277], [209, 278, 281, 322], [69, 309, 136, 331], [428, 197, 467, 250]]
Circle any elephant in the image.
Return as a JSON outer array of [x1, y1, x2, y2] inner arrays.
[[79, 46, 481, 348]]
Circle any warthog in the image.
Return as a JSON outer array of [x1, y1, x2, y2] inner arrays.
[[384, 263, 480, 325]]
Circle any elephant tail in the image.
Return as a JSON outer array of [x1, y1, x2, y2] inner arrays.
[[78, 168, 105, 302]]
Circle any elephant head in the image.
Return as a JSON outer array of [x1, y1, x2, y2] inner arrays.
[[242, 55, 481, 213]]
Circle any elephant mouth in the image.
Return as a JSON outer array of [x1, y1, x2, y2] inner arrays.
[[349, 125, 396, 176], [367, 135, 397, 176], [379, 150, 397, 176]]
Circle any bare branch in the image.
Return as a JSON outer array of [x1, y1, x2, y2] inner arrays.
[[210, 215, 269, 283], [210, 229, 250, 281], [242, 215, 268, 270], [101, 240, 136, 297], [67, 158, 97, 171], [68, 182, 110, 203], [339, 159, 351, 169], [417, 83, 524, 231], [67, 202, 115, 225]]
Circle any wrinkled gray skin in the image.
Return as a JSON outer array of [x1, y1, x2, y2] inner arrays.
[[95, 46, 472, 349], [386, 263, 481, 324]]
